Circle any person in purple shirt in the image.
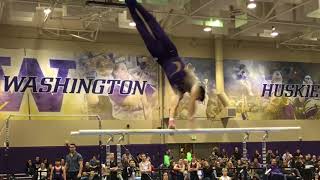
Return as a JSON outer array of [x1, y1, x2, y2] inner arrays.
[[125, 0, 205, 128]]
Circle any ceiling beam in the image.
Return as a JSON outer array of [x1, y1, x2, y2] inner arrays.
[[168, 0, 216, 31], [231, 0, 313, 38], [264, 0, 281, 19]]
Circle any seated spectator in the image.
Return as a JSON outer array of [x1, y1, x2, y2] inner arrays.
[[221, 148, 228, 158], [89, 155, 100, 171], [35, 157, 42, 169], [202, 160, 213, 180], [269, 159, 283, 175], [253, 150, 261, 162], [173, 159, 185, 180], [293, 149, 302, 159], [188, 158, 200, 180], [81, 162, 98, 180], [210, 147, 220, 160], [266, 150, 274, 164], [26, 160, 36, 176], [139, 153, 152, 180], [224, 161, 235, 178], [282, 160, 301, 179], [109, 153, 119, 180], [50, 159, 66, 180], [312, 155, 318, 164], [122, 159, 137, 180], [250, 158, 263, 178], [38, 163, 48, 180], [122, 149, 133, 162], [162, 172, 169, 180], [43, 159, 49, 169], [282, 150, 293, 162], [213, 161, 222, 180], [219, 168, 231, 180], [232, 147, 242, 161]]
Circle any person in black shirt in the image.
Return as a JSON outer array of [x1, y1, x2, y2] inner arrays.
[[35, 157, 42, 170], [122, 160, 137, 180], [232, 147, 242, 161], [109, 153, 119, 180], [202, 160, 213, 180], [26, 160, 36, 176]]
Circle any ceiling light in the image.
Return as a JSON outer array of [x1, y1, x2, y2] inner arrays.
[[270, 26, 279, 37], [247, 0, 257, 9], [129, 22, 136, 27], [43, 8, 52, 15], [203, 27, 212, 32]]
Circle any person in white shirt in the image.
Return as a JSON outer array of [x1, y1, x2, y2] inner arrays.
[[219, 168, 231, 180], [139, 154, 152, 180], [38, 163, 48, 180], [282, 151, 293, 162]]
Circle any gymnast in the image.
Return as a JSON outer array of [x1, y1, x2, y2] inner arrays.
[[125, 0, 205, 128]]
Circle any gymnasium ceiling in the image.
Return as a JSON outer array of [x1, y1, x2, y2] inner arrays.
[[1, 0, 320, 51]]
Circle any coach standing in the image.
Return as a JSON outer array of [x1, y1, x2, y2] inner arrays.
[[65, 143, 83, 180]]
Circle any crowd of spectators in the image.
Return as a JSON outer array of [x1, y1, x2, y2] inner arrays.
[[23, 144, 320, 180]]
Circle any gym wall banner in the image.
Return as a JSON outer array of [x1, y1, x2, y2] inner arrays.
[[224, 59, 320, 120], [0, 49, 159, 121]]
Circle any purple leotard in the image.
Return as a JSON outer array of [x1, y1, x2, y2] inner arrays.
[[127, 3, 192, 94]]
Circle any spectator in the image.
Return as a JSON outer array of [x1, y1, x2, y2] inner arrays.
[[210, 147, 221, 160], [202, 160, 213, 180], [139, 153, 152, 180], [252, 150, 261, 162], [89, 155, 100, 171], [188, 158, 200, 180], [173, 159, 185, 180], [123, 159, 137, 180], [282, 150, 293, 162], [37, 162, 48, 180], [226, 161, 235, 178], [269, 159, 282, 174], [61, 159, 66, 167], [274, 149, 281, 162], [50, 159, 66, 180], [293, 149, 302, 159], [81, 162, 98, 180], [65, 143, 83, 180], [251, 158, 263, 178], [312, 155, 318, 164], [43, 159, 49, 169], [266, 150, 274, 164], [282, 160, 301, 179], [221, 148, 228, 158], [162, 172, 169, 180], [122, 149, 133, 162], [26, 160, 36, 176], [213, 161, 223, 178], [108, 153, 119, 180], [35, 157, 42, 169], [219, 168, 231, 180], [232, 147, 242, 161]]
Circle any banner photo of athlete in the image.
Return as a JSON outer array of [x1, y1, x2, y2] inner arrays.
[[78, 52, 159, 121], [165, 57, 217, 120], [224, 59, 320, 120], [0, 48, 159, 121]]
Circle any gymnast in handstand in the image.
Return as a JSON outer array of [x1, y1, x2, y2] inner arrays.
[[125, 0, 205, 128]]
